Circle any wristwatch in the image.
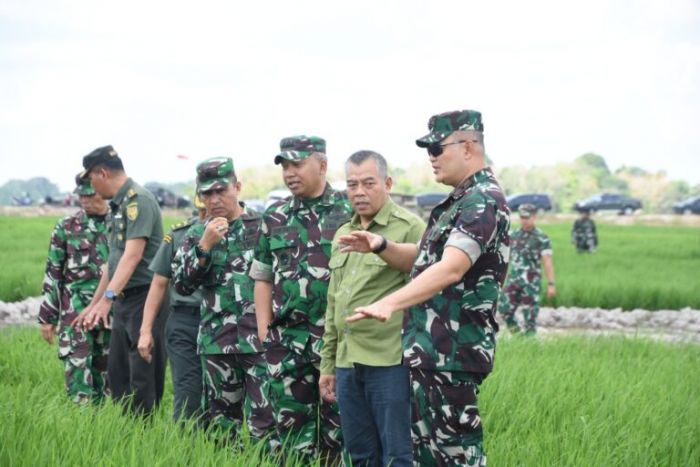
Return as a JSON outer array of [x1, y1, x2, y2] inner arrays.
[[104, 289, 119, 301], [195, 244, 212, 260], [371, 236, 388, 254]]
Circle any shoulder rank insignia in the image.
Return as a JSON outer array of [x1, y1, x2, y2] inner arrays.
[[163, 234, 172, 244], [126, 202, 138, 221], [126, 188, 137, 199], [170, 218, 195, 232]]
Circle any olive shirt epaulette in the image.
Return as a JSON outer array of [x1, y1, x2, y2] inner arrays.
[[164, 218, 198, 244], [126, 188, 137, 199]]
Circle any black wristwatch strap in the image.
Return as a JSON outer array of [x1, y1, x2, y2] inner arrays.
[[372, 236, 388, 254], [195, 244, 211, 260]]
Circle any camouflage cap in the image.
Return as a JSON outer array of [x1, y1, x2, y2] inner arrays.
[[80, 145, 120, 178], [196, 157, 236, 193], [518, 203, 537, 218], [274, 135, 326, 164], [416, 110, 484, 147], [74, 172, 96, 196]]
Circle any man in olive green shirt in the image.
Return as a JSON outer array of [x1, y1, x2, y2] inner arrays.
[[319, 151, 425, 467], [75, 145, 166, 415]]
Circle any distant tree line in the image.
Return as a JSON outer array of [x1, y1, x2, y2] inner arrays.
[[1, 154, 697, 213]]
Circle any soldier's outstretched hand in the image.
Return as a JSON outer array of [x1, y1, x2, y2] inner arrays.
[[347, 302, 393, 323], [40, 324, 55, 344], [337, 231, 382, 254]]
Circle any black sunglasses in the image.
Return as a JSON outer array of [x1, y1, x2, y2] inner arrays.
[[427, 140, 469, 157]]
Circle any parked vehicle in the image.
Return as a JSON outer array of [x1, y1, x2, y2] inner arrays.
[[507, 193, 553, 212], [573, 193, 642, 215], [244, 199, 266, 213], [11, 192, 32, 206], [145, 184, 190, 209], [672, 196, 700, 215], [265, 189, 292, 208], [416, 192, 447, 211]]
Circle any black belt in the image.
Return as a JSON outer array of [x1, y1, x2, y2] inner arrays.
[[172, 304, 200, 314], [119, 284, 150, 299]]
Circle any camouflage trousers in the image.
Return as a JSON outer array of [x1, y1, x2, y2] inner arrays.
[[410, 368, 486, 467], [575, 238, 596, 253], [203, 352, 274, 440], [58, 323, 110, 404], [265, 341, 343, 462], [498, 281, 541, 333]]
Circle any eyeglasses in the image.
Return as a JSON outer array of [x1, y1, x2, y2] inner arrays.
[[427, 140, 473, 157]]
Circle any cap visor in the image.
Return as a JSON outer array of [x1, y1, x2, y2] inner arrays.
[[415, 131, 449, 148], [198, 179, 229, 194], [274, 151, 311, 165]]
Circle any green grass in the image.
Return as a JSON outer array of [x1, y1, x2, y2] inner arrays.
[[533, 222, 700, 310], [1, 215, 699, 309], [0, 215, 184, 302], [1, 327, 698, 466]]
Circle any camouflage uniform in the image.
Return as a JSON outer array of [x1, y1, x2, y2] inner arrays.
[[572, 216, 597, 253], [38, 178, 110, 404], [250, 135, 352, 460], [406, 110, 511, 466], [497, 207, 552, 333], [173, 157, 273, 440]]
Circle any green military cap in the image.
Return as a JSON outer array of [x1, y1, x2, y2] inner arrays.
[[518, 203, 537, 218], [274, 135, 326, 164], [196, 157, 236, 193], [416, 110, 484, 147], [74, 172, 96, 196], [80, 145, 120, 178]]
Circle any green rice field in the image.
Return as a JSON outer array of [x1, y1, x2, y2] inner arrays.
[[1, 327, 698, 466], [1, 215, 699, 310]]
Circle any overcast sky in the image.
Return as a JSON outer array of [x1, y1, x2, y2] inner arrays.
[[1, 0, 698, 192]]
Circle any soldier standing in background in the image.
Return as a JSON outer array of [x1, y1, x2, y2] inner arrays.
[[137, 195, 208, 422], [39, 175, 110, 404], [173, 157, 273, 441], [250, 136, 352, 462], [74, 145, 167, 415], [572, 209, 598, 253], [498, 203, 556, 334]]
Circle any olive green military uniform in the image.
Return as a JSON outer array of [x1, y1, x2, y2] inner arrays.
[[149, 217, 205, 421], [106, 177, 167, 414]]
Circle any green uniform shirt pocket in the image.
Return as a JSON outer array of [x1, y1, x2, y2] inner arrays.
[[270, 232, 299, 273]]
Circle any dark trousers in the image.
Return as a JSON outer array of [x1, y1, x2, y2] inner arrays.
[[109, 286, 168, 414], [166, 305, 204, 421], [336, 364, 413, 467]]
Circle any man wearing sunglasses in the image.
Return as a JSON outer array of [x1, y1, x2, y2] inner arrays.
[[344, 110, 511, 466]]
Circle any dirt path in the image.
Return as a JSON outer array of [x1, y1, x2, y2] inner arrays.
[[3, 297, 699, 344]]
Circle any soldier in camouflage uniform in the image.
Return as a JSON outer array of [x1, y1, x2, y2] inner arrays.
[[346, 110, 510, 466], [39, 174, 110, 404], [498, 203, 556, 334], [250, 136, 351, 461], [172, 157, 273, 440], [572, 209, 598, 253], [137, 195, 208, 422]]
